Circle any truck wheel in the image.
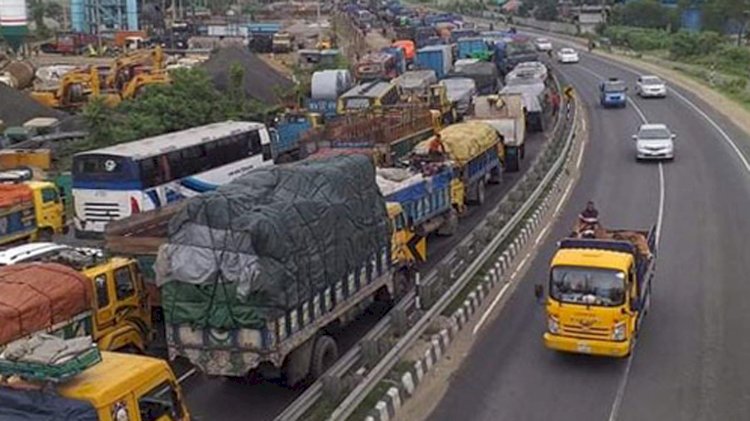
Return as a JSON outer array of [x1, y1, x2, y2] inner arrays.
[[469, 180, 486, 206], [489, 167, 502, 184], [38, 228, 53, 241], [310, 335, 338, 380], [437, 209, 458, 236]]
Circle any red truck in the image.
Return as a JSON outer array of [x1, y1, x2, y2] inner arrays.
[[40, 32, 98, 55]]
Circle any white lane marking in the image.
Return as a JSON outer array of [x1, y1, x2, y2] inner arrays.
[[534, 224, 551, 246], [576, 140, 585, 170], [472, 282, 512, 335], [177, 367, 197, 384], [656, 163, 665, 247], [554, 182, 573, 215], [608, 351, 636, 421]]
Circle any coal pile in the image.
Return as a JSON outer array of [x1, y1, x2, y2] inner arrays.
[[0, 83, 66, 127], [202, 46, 294, 105]]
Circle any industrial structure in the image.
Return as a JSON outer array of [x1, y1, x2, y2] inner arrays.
[[71, 0, 138, 33], [0, 0, 28, 51]]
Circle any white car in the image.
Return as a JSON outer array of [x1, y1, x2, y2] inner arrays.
[[633, 123, 675, 160], [0, 242, 70, 266], [556, 48, 579, 63], [511, 61, 548, 81], [535, 37, 553, 52], [636, 75, 667, 98]]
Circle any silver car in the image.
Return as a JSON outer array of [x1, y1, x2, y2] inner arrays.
[[636, 75, 667, 98], [633, 123, 675, 160]]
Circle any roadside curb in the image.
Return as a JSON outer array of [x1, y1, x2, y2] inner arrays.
[[363, 99, 587, 421]]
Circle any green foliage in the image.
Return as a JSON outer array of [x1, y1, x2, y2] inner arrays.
[[601, 26, 670, 51], [74, 68, 276, 166], [533, 0, 559, 21], [668, 30, 724, 59], [609, 0, 672, 29]]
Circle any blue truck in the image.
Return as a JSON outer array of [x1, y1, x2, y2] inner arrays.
[[379, 165, 459, 237], [270, 114, 318, 162], [600, 78, 628, 108], [493, 36, 539, 75], [416, 45, 453, 79], [457, 37, 489, 59]]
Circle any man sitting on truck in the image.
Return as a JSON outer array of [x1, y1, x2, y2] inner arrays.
[[428, 133, 447, 161], [575, 201, 599, 238]]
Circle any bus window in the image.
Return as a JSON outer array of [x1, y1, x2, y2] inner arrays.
[[248, 130, 262, 155]]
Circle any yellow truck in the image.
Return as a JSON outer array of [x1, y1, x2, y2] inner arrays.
[[0, 348, 190, 421], [535, 225, 656, 357], [0, 172, 66, 247], [0, 251, 153, 353]]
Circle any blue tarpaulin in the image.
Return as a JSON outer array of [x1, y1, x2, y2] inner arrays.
[[0, 387, 98, 421]]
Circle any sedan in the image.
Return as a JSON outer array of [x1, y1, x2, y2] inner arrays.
[[636, 75, 667, 98], [535, 37, 553, 52], [556, 48, 579, 64], [633, 123, 675, 160]]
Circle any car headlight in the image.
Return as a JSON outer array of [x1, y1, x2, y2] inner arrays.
[[613, 322, 627, 341], [548, 316, 560, 334]]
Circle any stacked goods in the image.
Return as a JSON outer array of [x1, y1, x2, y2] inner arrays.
[[0, 184, 35, 242], [0, 264, 92, 345], [156, 155, 390, 329], [415, 122, 500, 165]]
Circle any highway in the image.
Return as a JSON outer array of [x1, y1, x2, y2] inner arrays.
[[428, 42, 750, 420], [176, 105, 553, 420]]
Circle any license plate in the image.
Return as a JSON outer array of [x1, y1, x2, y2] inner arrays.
[[576, 343, 592, 353]]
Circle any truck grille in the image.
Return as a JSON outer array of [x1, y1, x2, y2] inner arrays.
[[561, 323, 610, 339], [83, 202, 121, 222]]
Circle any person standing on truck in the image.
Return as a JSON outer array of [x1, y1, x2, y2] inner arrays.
[[428, 133, 447, 161], [576, 201, 599, 238]]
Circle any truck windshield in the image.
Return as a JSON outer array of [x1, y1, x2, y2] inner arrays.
[[603, 81, 626, 93], [550, 266, 626, 307]]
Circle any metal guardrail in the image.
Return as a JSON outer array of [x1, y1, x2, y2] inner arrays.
[[277, 69, 577, 421], [329, 72, 578, 420]]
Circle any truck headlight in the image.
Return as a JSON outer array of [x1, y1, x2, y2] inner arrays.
[[548, 316, 559, 334], [613, 322, 627, 341]]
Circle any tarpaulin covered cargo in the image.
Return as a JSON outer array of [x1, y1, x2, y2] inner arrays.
[[156, 155, 390, 329], [0, 264, 92, 346], [0, 184, 32, 209], [0, 387, 98, 421], [415, 122, 500, 166]]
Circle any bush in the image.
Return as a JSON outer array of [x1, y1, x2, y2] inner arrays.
[[714, 46, 750, 77], [602, 26, 669, 51], [669, 30, 723, 59]]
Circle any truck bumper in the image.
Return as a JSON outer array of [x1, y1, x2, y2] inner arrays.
[[543, 333, 630, 357]]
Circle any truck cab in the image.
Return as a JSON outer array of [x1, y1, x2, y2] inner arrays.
[[537, 228, 656, 357], [0, 174, 66, 246], [0, 350, 190, 421]]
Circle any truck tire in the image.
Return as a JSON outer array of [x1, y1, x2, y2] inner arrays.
[[469, 180, 486, 206], [310, 335, 338, 380], [37, 228, 53, 241], [489, 167, 502, 185], [436, 209, 458, 236]]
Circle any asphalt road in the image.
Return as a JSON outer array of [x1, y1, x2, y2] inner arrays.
[[428, 43, 750, 420], [178, 110, 553, 420]]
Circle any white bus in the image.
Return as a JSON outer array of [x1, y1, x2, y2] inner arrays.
[[72, 121, 275, 237]]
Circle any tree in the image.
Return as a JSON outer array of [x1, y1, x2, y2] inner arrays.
[[533, 0, 559, 21], [609, 0, 671, 29]]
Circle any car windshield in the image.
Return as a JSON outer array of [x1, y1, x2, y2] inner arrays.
[[550, 266, 626, 307], [561, 49, 575, 54], [641, 76, 662, 85], [507, 41, 536, 56], [537, 38, 549, 43], [638, 127, 671, 140], [603, 80, 626, 92]]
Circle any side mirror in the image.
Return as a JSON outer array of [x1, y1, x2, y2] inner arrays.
[[625, 87, 629, 92], [630, 298, 641, 312], [534, 284, 544, 303], [671, 134, 677, 140], [632, 135, 638, 141]]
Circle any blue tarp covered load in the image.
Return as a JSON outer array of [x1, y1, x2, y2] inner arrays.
[[0, 387, 97, 421], [377, 166, 453, 226]]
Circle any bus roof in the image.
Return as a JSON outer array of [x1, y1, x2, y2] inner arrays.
[[57, 351, 171, 408], [340, 81, 396, 99], [551, 248, 633, 272], [73, 121, 266, 161]]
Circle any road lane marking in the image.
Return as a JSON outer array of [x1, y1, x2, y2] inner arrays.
[[177, 368, 197, 384], [656, 163, 665, 247], [472, 282, 512, 335], [608, 352, 636, 421]]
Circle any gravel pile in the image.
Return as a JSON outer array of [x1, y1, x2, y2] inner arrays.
[[0, 84, 66, 127], [202, 46, 294, 105]]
